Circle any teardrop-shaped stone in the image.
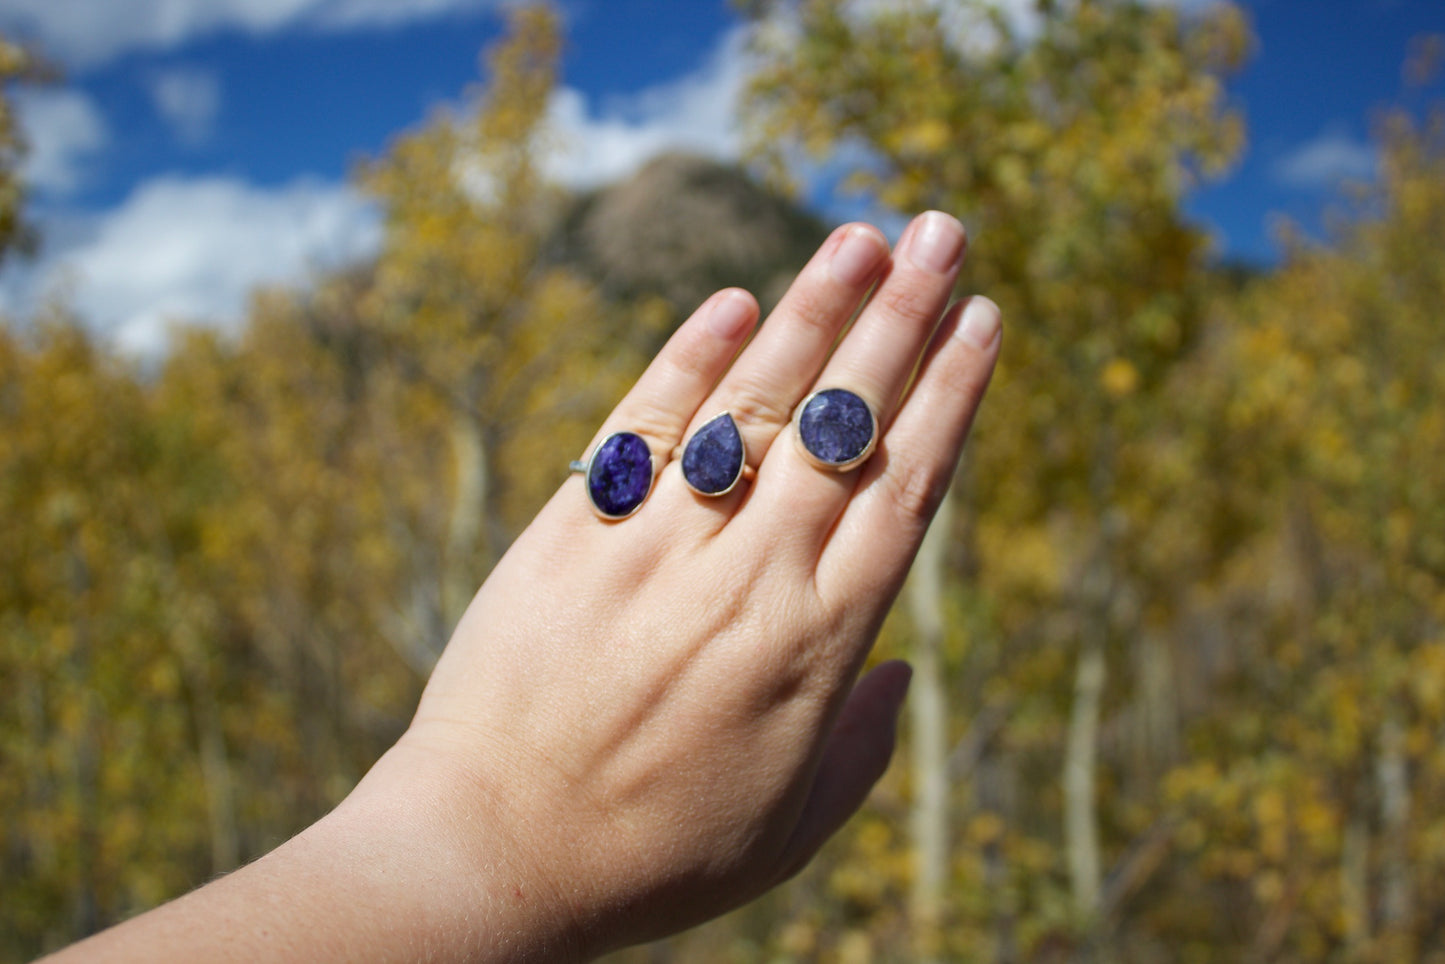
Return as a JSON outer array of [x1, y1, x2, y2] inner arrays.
[[587, 432, 654, 518], [682, 412, 745, 496], [798, 388, 875, 467]]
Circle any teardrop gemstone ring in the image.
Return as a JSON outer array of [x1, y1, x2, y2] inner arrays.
[[794, 388, 878, 472], [681, 412, 749, 497], [570, 431, 656, 519]]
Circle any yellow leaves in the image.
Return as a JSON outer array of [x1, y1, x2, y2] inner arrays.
[[777, 917, 820, 957], [829, 847, 895, 908], [894, 118, 951, 158], [144, 659, 182, 700], [1251, 787, 1289, 861], [836, 930, 875, 964], [990, 153, 1032, 203], [1409, 642, 1445, 720], [965, 810, 1007, 846], [1252, 868, 1285, 904], [977, 521, 1060, 599], [1100, 358, 1139, 399]]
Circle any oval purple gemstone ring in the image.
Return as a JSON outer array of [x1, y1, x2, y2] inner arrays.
[[570, 431, 656, 520], [794, 388, 879, 472]]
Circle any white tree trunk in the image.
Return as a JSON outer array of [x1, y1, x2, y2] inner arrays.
[[908, 492, 953, 962], [1065, 637, 1106, 923], [1378, 711, 1413, 934], [443, 411, 489, 628]]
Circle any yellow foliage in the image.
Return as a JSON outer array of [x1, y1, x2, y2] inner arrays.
[[1100, 358, 1140, 398]]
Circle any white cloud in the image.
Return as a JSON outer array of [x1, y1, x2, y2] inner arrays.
[[148, 68, 222, 146], [0, 176, 381, 356], [14, 88, 109, 196], [543, 26, 749, 190], [1273, 128, 1379, 190], [0, 0, 499, 67]]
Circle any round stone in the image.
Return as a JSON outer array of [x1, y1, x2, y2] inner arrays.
[[682, 413, 746, 496], [586, 432, 654, 518], [797, 388, 876, 469]]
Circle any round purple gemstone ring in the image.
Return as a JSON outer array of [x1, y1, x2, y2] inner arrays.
[[794, 388, 878, 472], [570, 431, 656, 520]]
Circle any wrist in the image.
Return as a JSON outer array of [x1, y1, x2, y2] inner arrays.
[[326, 736, 588, 964]]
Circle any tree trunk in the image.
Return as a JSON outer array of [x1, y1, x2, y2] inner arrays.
[[1065, 636, 1106, 927], [907, 492, 953, 963], [1130, 630, 1177, 797], [1378, 711, 1413, 946], [443, 411, 490, 629], [178, 627, 240, 874], [1341, 809, 1369, 957], [67, 537, 102, 936]]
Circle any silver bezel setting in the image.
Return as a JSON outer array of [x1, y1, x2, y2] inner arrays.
[[572, 431, 656, 520], [792, 388, 879, 472], [681, 411, 749, 497]]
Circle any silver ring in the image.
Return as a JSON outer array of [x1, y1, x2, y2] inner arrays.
[[679, 412, 752, 497], [571, 431, 656, 519], [793, 388, 878, 472]]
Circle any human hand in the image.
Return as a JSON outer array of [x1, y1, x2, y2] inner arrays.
[[372, 210, 1001, 959]]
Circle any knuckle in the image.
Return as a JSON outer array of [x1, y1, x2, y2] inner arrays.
[[664, 335, 713, 382], [874, 279, 938, 325], [607, 407, 683, 457], [881, 460, 949, 529], [725, 381, 796, 435], [779, 281, 847, 339]]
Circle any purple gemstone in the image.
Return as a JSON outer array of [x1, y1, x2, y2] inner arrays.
[[587, 432, 654, 518], [682, 413, 746, 495], [798, 389, 875, 467]]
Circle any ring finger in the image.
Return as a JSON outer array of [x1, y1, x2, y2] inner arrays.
[[747, 211, 968, 544]]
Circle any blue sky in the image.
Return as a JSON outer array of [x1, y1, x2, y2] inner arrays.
[[0, 0, 1440, 355]]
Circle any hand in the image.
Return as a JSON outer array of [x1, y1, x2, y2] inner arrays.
[[389, 210, 1000, 957], [47, 211, 999, 964]]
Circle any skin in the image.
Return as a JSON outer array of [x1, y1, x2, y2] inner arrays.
[[44, 211, 1001, 963]]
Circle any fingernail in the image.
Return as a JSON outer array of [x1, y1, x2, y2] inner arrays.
[[956, 296, 1001, 350], [707, 289, 755, 339], [827, 225, 888, 285], [904, 211, 966, 274]]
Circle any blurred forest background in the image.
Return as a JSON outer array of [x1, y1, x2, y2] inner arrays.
[[3, 1, 1445, 961]]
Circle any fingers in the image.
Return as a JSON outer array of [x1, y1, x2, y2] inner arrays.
[[738, 212, 969, 549], [774, 660, 912, 883], [818, 296, 1002, 601], [664, 224, 889, 497], [568, 212, 980, 555], [810, 211, 967, 417], [583, 288, 758, 459], [561, 289, 757, 526]]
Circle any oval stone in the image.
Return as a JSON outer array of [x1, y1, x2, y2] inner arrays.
[[587, 432, 654, 518], [682, 412, 746, 496], [797, 388, 876, 468]]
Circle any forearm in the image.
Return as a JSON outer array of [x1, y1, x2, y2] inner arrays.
[[42, 743, 581, 964]]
